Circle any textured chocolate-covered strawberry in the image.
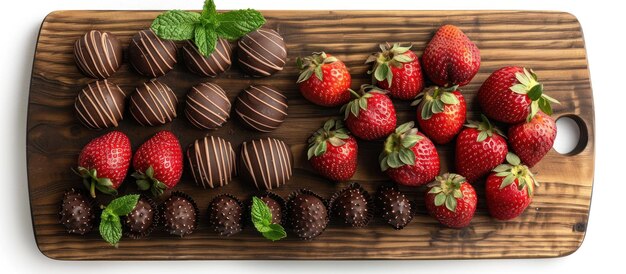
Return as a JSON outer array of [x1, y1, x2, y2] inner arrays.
[[330, 183, 373, 228], [208, 194, 243, 237], [123, 196, 157, 238], [161, 192, 198, 237], [59, 189, 95, 235], [288, 190, 329, 240], [376, 185, 414, 229]]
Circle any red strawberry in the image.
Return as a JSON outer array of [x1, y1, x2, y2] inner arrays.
[[380, 122, 440, 187], [412, 85, 466, 144], [486, 153, 539, 220], [132, 131, 183, 197], [341, 85, 397, 141], [297, 52, 351, 107], [477, 67, 560, 124], [508, 111, 557, 167], [77, 131, 131, 198], [365, 43, 424, 100], [422, 25, 480, 87], [307, 119, 358, 181], [455, 115, 508, 183], [425, 173, 477, 228]]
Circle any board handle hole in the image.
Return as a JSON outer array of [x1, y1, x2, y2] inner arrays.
[[553, 115, 588, 155]]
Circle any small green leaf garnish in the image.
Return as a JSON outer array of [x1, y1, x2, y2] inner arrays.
[[99, 194, 140, 246], [251, 197, 286, 241]]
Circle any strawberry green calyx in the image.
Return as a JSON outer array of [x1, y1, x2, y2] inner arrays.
[[307, 119, 351, 159], [340, 85, 387, 120], [365, 43, 414, 87], [427, 173, 466, 212], [465, 114, 505, 142], [132, 166, 168, 197], [76, 166, 117, 198], [509, 68, 561, 122], [411, 85, 460, 120], [492, 153, 538, 197], [379, 121, 422, 171], [296, 52, 338, 83]]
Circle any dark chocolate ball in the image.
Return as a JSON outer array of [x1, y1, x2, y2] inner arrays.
[[74, 30, 123, 79], [185, 82, 231, 130], [129, 80, 178, 126], [59, 189, 95, 235], [161, 192, 198, 237], [128, 29, 177, 78], [237, 28, 287, 77], [187, 136, 236, 189], [376, 185, 414, 230], [331, 183, 373, 228], [123, 197, 157, 238], [234, 85, 287, 132], [74, 80, 127, 130], [287, 190, 328, 240], [240, 138, 293, 190], [208, 195, 243, 236], [182, 39, 232, 77], [258, 193, 284, 225]]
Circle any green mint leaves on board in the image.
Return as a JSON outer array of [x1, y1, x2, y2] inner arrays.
[[251, 197, 286, 241], [99, 194, 140, 247], [151, 0, 266, 56]]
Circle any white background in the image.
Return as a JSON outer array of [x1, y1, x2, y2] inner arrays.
[[1, 0, 621, 273]]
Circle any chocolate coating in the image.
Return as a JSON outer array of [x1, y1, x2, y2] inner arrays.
[[75, 80, 127, 130], [161, 192, 198, 237], [59, 189, 95, 235], [240, 138, 293, 190], [287, 190, 328, 240], [74, 30, 123, 79], [129, 80, 178, 126], [376, 185, 414, 230], [258, 193, 284, 225], [237, 28, 287, 77], [235, 85, 287, 132], [187, 136, 236, 189], [185, 82, 231, 130], [208, 195, 243, 236], [124, 197, 157, 238], [182, 39, 232, 77], [128, 29, 177, 78], [330, 183, 373, 228]]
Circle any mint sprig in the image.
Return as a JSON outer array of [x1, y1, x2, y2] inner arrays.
[[251, 197, 286, 241], [151, 0, 266, 56], [99, 194, 140, 247]]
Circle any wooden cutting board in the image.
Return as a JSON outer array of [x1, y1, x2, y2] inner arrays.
[[27, 10, 595, 260]]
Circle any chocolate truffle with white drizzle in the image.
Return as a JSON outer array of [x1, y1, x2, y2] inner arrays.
[[74, 80, 126, 130], [187, 136, 237, 189], [74, 30, 123, 79], [234, 85, 288, 132], [237, 28, 287, 77], [128, 29, 177, 78], [185, 82, 231, 130], [182, 39, 232, 77], [129, 80, 178, 126], [240, 137, 293, 190]]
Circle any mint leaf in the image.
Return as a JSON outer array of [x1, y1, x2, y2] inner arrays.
[[262, 224, 287, 241], [215, 9, 266, 40], [151, 10, 201, 40], [195, 26, 218, 56], [201, 0, 217, 18], [99, 211, 122, 246], [105, 194, 140, 216]]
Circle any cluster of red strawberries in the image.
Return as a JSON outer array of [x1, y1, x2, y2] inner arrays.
[[301, 24, 559, 227]]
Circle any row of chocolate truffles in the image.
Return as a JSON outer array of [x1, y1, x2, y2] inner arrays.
[[74, 28, 287, 79], [75, 79, 287, 131], [60, 183, 415, 241]]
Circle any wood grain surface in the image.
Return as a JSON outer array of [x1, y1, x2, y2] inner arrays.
[[27, 10, 595, 260]]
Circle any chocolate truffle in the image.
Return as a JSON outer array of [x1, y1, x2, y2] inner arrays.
[[240, 138, 293, 190], [330, 183, 373, 228], [59, 189, 95, 235], [257, 192, 286, 225], [237, 28, 287, 77], [74, 30, 123, 79], [75, 80, 127, 130], [182, 39, 232, 77], [123, 196, 158, 238], [128, 29, 177, 78], [208, 194, 243, 236], [187, 136, 236, 189], [129, 80, 178, 126], [161, 192, 198, 237], [185, 82, 231, 130], [235, 85, 287, 132], [287, 189, 328, 240], [376, 185, 415, 230]]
